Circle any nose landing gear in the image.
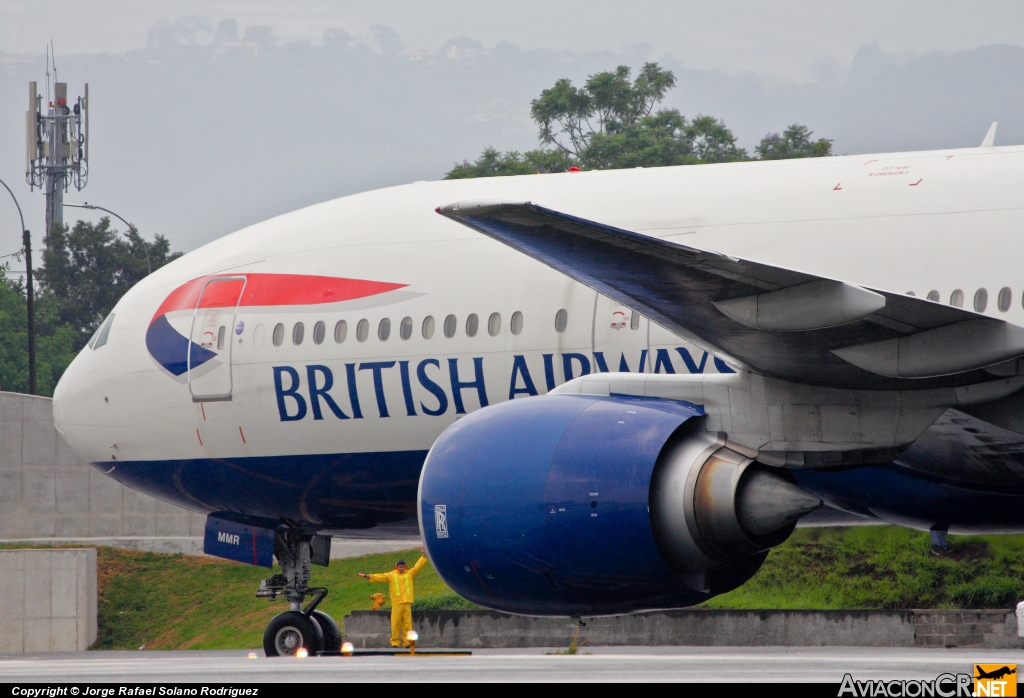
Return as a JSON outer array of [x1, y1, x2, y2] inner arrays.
[[257, 529, 341, 656]]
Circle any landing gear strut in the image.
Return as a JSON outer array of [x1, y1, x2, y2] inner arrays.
[[257, 529, 341, 656]]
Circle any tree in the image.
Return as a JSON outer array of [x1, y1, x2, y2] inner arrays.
[[323, 27, 357, 52], [370, 25, 403, 56], [146, 16, 214, 52], [213, 19, 240, 46], [530, 78, 593, 158], [445, 147, 574, 179], [446, 62, 831, 179], [242, 25, 279, 52], [0, 272, 30, 392], [755, 124, 833, 160], [688, 115, 748, 164], [582, 111, 749, 170], [530, 63, 677, 157], [583, 109, 698, 170], [37, 218, 182, 351], [0, 271, 76, 396]]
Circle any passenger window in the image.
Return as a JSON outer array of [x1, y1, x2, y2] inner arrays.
[[998, 287, 1012, 312], [950, 290, 964, 308], [422, 316, 435, 339], [313, 321, 326, 344], [555, 309, 568, 333], [466, 313, 479, 337], [356, 319, 369, 342], [378, 318, 391, 341], [334, 320, 347, 343], [217, 326, 226, 350], [292, 322, 305, 345], [974, 288, 988, 313], [630, 310, 640, 330], [400, 317, 413, 340], [488, 313, 501, 337], [926, 290, 940, 302], [444, 314, 457, 338], [511, 311, 524, 336], [272, 323, 284, 347]]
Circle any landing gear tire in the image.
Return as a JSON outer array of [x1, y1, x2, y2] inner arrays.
[[264, 611, 324, 657], [311, 610, 342, 653]]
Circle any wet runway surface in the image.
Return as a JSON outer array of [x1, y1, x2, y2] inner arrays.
[[1, 647, 1020, 683]]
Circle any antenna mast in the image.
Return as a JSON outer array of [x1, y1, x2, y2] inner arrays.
[[26, 47, 89, 246]]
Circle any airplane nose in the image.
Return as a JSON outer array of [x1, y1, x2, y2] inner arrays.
[[52, 350, 83, 438], [52, 327, 135, 469]]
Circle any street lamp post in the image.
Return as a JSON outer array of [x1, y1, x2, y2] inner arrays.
[[0, 176, 37, 395], [64, 202, 150, 275]]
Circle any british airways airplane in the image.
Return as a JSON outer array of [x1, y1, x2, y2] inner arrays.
[[53, 141, 1024, 655]]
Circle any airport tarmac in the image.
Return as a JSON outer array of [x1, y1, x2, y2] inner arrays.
[[0, 647, 1020, 683]]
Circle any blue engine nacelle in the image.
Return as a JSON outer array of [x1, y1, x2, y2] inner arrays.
[[418, 394, 820, 616]]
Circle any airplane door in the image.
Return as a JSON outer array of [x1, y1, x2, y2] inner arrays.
[[591, 295, 650, 374], [188, 276, 246, 402]]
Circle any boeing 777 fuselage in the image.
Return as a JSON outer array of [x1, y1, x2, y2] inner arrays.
[[53, 145, 1024, 654]]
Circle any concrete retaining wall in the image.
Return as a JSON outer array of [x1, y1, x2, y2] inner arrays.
[[912, 610, 1024, 648], [343, 609, 1024, 649], [0, 548, 97, 652], [0, 392, 206, 543]]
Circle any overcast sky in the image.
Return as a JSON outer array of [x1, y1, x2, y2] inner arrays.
[[2, 1, 1024, 254], [5, 0, 1024, 80]]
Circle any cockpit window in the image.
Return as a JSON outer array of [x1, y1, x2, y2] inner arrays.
[[89, 313, 116, 350]]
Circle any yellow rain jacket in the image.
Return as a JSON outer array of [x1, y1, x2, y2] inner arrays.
[[368, 555, 428, 604]]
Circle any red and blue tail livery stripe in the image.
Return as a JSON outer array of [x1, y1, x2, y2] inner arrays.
[[146, 273, 407, 376]]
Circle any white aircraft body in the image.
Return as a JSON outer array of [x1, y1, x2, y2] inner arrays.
[[53, 143, 1024, 655]]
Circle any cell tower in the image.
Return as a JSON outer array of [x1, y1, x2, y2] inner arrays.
[[25, 55, 89, 244]]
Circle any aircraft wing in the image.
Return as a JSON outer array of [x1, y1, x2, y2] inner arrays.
[[439, 200, 1024, 391]]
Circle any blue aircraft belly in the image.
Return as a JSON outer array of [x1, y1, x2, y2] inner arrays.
[[99, 449, 429, 532]]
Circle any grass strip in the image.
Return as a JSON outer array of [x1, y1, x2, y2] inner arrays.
[[8, 526, 1024, 650]]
